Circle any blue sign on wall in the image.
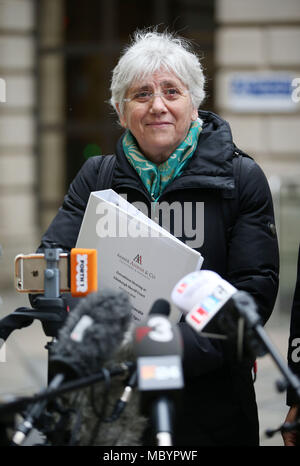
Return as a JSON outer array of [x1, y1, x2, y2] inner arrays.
[[227, 73, 299, 112]]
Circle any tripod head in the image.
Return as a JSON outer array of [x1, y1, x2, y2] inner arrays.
[[1, 246, 98, 342], [1, 248, 69, 341]]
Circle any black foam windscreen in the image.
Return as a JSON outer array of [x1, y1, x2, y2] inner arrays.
[[49, 289, 132, 380], [149, 299, 170, 316]]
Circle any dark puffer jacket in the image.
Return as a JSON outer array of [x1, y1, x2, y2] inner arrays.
[[38, 111, 279, 445], [287, 244, 300, 406]]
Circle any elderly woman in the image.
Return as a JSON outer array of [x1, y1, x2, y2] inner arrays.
[[37, 30, 279, 446]]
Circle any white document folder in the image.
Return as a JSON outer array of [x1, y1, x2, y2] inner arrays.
[[76, 189, 203, 324]]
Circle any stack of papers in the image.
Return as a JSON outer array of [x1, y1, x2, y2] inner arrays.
[[76, 189, 203, 324]]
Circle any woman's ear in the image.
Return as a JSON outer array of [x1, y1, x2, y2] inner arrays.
[[116, 103, 127, 128], [191, 107, 198, 121]]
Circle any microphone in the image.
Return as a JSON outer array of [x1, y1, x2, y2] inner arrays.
[[105, 300, 173, 422], [47, 298, 154, 446], [133, 299, 184, 446], [11, 289, 132, 446], [49, 289, 132, 380], [171, 270, 236, 337], [172, 270, 300, 412], [147, 298, 171, 317], [171, 270, 269, 360]]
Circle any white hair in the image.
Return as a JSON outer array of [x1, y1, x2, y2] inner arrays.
[[110, 29, 206, 116]]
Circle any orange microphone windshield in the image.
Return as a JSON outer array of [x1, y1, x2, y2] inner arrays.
[[70, 248, 98, 297]]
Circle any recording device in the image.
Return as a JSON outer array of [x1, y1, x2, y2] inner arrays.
[[123, 298, 174, 419], [171, 270, 270, 359], [133, 299, 184, 446], [11, 289, 133, 446], [48, 289, 132, 380], [171, 270, 236, 336], [171, 269, 300, 438], [15, 248, 98, 297], [0, 248, 98, 344], [47, 297, 176, 446]]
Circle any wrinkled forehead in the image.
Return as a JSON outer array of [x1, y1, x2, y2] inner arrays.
[[128, 69, 187, 92]]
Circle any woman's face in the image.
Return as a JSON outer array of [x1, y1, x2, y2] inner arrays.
[[117, 69, 198, 164]]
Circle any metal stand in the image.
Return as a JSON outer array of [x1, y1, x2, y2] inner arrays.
[[225, 291, 300, 437]]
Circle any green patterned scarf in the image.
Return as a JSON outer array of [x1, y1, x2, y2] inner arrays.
[[122, 118, 202, 201]]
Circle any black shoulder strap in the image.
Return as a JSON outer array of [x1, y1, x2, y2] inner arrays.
[[222, 146, 253, 234], [95, 151, 248, 235], [96, 154, 116, 190]]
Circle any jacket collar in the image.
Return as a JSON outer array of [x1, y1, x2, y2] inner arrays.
[[113, 110, 236, 194]]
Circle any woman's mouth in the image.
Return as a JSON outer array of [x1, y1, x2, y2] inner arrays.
[[146, 122, 172, 127]]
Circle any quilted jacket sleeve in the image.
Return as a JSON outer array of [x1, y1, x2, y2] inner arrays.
[[37, 156, 103, 252], [226, 156, 280, 325]]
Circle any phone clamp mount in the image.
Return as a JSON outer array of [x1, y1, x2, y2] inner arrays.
[[0, 247, 69, 344]]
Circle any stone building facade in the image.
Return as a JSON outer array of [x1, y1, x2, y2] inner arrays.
[[0, 0, 299, 312], [0, 0, 37, 289], [215, 0, 300, 311]]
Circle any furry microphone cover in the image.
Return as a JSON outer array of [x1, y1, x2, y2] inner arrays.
[[48, 290, 148, 446]]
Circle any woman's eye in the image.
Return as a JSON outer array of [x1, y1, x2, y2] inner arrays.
[[135, 91, 151, 100], [165, 88, 179, 96]]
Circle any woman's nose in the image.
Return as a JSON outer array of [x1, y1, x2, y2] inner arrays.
[[149, 94, 168, 113]]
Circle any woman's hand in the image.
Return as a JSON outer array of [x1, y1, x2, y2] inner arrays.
[[282, 405, 300, 446]]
